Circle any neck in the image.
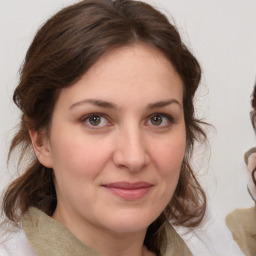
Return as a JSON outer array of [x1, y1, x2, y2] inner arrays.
[[53, 208, 156, 256], [79, 228, 149, 256]]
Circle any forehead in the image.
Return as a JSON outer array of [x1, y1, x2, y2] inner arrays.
[[55, 44, 184, 109], [90, 43, 180, 80]]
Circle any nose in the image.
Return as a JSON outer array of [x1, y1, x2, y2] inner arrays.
[[113, 126, 150, 172]]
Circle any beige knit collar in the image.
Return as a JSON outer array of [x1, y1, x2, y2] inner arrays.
[[23, 207, 102, 256], [22, 207, 192, 256]]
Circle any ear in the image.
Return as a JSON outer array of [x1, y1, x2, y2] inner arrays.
[[29, 129, 53, 168]]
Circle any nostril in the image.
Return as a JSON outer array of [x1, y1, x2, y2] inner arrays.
[[112, 130, 150, 171], [112, 147, 149, 172]]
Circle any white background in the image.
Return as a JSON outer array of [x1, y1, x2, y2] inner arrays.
[[0, 0, 256, 222]]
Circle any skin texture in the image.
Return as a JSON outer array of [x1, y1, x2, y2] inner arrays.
[[30, 44, 186, 256], [246, 152, 256, 200]]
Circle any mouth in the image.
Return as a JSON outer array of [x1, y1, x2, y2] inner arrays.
[[102, 182, 153, 200]]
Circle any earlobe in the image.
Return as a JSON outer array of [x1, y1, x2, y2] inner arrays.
[[29, 129, 53, 168]]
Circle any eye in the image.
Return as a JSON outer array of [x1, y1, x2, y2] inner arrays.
[[81, 114, 110, 128], [150, 115, 163, 126], [146, 113, 173, 128]]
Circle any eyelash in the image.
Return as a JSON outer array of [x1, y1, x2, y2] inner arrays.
[[80, 113, 111, 128], [145, 113, 174, 128], [80, 112, 174, 129]]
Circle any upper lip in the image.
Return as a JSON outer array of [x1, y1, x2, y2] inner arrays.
[[102, 182, 153, 189]]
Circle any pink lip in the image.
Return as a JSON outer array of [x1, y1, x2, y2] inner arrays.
[[102, 182, 153, 200]]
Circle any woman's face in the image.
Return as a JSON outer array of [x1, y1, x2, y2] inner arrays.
[[34, 44, 186, 239]]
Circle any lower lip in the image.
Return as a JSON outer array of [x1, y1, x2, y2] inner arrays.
[[103, 186, 152, 200]]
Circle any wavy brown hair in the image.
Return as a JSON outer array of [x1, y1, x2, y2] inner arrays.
[[251, 80, 256, 110], [2, 0, 207, 254]]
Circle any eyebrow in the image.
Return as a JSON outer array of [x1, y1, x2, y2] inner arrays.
[[147, 99, 182, 110], [69, 99, 118, 110], [69, 98, 181, 110]]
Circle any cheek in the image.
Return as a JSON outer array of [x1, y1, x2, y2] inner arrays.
[[49, 135, 112, 180], [50, 138, 111, 204], [151, 135, 186, 178], [149, 134, 186, 211]]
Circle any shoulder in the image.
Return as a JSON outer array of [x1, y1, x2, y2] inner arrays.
[[226, 207, 256, 256], [164, 222, 193, 256], [175, 208, 245, 256], [226, 207, 256, 227], [0, 228, 36, 256]]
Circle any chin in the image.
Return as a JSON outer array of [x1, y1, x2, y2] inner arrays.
[[110, 222, 148, 234], [105, 211, 158, 234]]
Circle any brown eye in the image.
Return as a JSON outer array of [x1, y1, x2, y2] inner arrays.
[[88, 115, 101, 126], [150, 115, 163, 126], [145, 113, 173, 128], [82, 114, 109, 128]]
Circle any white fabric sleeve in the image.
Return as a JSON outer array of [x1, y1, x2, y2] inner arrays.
[[0, 228, 36, 256], [173, 207, 245, 256]]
